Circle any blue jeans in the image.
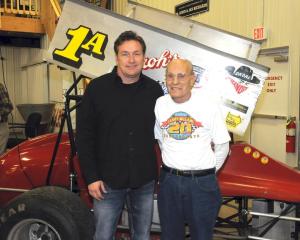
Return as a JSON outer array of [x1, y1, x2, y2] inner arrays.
[[93, 180, 154, 240], [158, 170, 221, 240]]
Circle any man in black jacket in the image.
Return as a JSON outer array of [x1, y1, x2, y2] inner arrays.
[[76, 31, 163, 240]]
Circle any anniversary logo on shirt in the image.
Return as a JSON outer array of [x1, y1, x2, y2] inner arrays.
[[160, 112, 202, 140]]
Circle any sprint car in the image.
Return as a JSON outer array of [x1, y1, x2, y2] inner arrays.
[[0, 78, 299, 240], [1, 131, 300, 239]]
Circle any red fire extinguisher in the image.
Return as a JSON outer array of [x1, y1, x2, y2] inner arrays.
[[286, 117, 296, 153]]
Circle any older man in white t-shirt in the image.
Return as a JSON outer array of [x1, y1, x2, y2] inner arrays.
[[155, 59, 230, 240]]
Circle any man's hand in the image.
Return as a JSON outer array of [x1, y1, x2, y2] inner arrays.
[[88, 180, 107, 200]]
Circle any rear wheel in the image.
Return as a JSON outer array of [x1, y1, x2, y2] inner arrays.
[[0, 186, 94, 240]]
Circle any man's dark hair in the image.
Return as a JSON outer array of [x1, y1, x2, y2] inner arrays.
[[114, 31, 146, 55]]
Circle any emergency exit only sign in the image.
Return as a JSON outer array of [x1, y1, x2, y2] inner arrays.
[[253, 27, 267, 40]]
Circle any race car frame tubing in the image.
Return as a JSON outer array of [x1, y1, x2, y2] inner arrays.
[[46, 73, 83, 187], [216, 196, 300, 239], [249, 210, 300, 222]]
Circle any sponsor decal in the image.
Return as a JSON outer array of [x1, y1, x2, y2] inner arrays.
[[53, 25, 108, 68], [226, 112, 241, 128], [228, 77, 248, 94], [143, 50, 180, 70], [193, 65, 205, 87], [0, 203, 26, 225], [158, 81, 168, 94], [161, 111, 202, 140], [223, 99, 248, 114], [225, 65, 260, 94]]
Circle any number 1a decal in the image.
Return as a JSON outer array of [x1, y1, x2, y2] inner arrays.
[[53, 25, 108, 68]]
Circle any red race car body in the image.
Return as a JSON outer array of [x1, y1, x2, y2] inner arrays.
[[1, 133, 300, 207]]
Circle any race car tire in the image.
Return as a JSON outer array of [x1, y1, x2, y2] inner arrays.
[[0, 186, 94, 240]]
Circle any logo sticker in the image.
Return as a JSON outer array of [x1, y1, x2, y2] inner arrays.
[[225, 65, 260, 94], [223, 99, 248, 114], [228, 77, 248, 94], [143, 50, 180, 70], [53, 25, 108, 68], [226, 112, 242, 128]]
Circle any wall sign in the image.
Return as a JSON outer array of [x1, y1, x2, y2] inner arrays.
[[253, 26, 267, 40], [175, 0, 209, 17], [255, 50, 289, 116]]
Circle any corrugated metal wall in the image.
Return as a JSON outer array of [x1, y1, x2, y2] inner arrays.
[[0, 46, 23, 122], [122, 0, 298, 48], [0, 37, 50, 122], [128, 0, 263, 39], [112, 0, 127, 14]]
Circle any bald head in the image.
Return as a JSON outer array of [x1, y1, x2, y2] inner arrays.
[[166, 59, 194, 76], [165, 59, 195, 103]]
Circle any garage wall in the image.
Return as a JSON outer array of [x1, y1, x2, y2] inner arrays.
[[124, 0, 296, 47], [0, 36, 61, 123], [234, 49, 290, 165], [0, 47, 49, 122], [124, 0, 263, 39], [2, 1, 300, 165], [0, 36, 85, 133]]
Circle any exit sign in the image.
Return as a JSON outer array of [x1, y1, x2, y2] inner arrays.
[[253, 27, 266, 40]]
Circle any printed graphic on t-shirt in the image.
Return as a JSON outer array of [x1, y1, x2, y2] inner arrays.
[[161, 111, 202, 140]]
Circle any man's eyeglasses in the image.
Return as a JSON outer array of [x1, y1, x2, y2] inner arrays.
[[166, 73, 191, 82]]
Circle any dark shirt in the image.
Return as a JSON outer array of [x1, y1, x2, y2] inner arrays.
[[76, 67, 164, 189], [0, 83, 13, 123]]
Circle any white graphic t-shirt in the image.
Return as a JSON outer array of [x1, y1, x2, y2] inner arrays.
[[154, 89, 231, 170]]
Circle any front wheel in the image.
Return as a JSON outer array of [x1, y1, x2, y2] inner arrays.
[[7, 218, 63, 239], [0, 186, 94, 240]]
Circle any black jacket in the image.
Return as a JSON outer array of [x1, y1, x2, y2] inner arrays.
[[76, 68, 163, 189]]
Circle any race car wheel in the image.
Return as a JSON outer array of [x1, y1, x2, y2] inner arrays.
[[0, 186, 94, 240], [6, 218, 61, 240]]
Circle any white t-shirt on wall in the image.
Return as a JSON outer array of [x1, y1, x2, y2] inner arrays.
[[155, 89, 231, 170]]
